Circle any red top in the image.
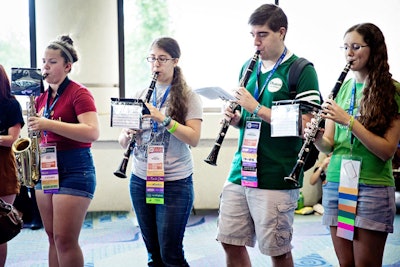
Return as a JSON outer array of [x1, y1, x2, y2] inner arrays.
[[35, 78, 97, 150]]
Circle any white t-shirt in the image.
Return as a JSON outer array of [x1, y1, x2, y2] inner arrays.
[[131, 85, 203, 181]]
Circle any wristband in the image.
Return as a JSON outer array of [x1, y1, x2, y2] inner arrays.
[[253, 103, 262, 116], [168, 121, 178, 134], [162, 116, 172, 127]]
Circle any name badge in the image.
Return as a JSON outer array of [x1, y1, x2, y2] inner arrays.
[[271, 103, 301, 137], [40, 143, 59, 193], [241, 118, 261, 187], [337, 155, 362, 241], [146, 145, 165, 204]]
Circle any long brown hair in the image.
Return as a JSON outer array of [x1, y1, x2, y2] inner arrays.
[[346, 23, 398, 136], [0, 64, 14, 101], [151, 37, 191, 124]]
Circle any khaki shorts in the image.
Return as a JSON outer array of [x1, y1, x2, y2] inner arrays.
[[216, 181, 298, 256]]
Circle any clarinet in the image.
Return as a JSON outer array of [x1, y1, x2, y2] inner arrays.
[[284, 61, 353, 186], [204, 50, 260, 166], [114, 72, 159, 178]]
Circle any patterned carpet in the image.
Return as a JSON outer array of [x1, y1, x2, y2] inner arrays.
[[6, 210, 400, 267]]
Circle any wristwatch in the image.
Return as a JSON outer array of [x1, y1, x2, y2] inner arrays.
[[162, 116, 172, 127]]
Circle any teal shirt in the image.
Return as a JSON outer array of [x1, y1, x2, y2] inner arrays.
[[227, 55, 320, 189], [326, 79, 400, 186]]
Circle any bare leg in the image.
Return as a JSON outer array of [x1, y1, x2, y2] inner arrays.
[[36, 191, 91, 267], [330, 226, 355, 267], [0, 243, 7, 267], [353, 228, 388, 267], [0, 195, 16, 267], [271, 251, 294, 267], [221, 243, 251, 267]]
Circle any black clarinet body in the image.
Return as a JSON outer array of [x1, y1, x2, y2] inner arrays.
[[204, 50, 260, 166], [114, 72, 159, 178], [284, 61, 352, 186]]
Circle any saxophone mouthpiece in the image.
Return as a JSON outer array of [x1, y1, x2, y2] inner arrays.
[[42, 73, 48, 79]]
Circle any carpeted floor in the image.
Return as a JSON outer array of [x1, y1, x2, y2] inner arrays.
[[6, 210, 400, 267]]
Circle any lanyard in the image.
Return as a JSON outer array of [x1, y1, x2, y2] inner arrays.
[[43, 89, 61, 141], [254, 47, 287, 100], [348, 79, 359, 146], [348, 80, 357, 116], [44, 77, 69, 118], [44, 93, 60, 119], [152, 85, 171, 132]]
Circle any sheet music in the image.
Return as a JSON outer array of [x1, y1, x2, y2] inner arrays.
[[194, 87, 236, 101], [11, 67, 44, 96], [110, 98, 143, 129]]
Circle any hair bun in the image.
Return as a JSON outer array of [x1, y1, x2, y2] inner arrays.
[[59, 34, 74, 46]]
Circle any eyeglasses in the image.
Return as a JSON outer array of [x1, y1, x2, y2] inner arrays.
[[340, 43, 368, 51], [146, 57, 175, 63]]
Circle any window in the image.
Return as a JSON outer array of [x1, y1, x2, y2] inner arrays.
[[0, 0, 31, 109], [123, 0, 256, 111]]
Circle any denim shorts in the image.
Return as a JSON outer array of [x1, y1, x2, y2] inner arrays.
[[216, 181, 298, 257], [322, 181, 396, 233], [35, 148, 96, 199]]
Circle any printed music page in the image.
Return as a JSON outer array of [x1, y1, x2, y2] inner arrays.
[[194, 87, 236, 101]]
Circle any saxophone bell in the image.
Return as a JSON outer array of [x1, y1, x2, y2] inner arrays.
[[12, 94, 41, 187]]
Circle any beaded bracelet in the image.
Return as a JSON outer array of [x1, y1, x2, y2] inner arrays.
[[168, 121, 178, 134], [346, 115, 354, 136], [348, 115, 355, 132], [253, 103, 262, 117]]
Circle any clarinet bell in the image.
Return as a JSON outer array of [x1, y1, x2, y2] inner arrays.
[[113, 170, 127, 179], [284, 175, 299, 187]]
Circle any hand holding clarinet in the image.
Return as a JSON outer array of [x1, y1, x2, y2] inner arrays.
[[204, 50, 260, 166], [114, 72, 159, 178], [285, 61, 353, 186]]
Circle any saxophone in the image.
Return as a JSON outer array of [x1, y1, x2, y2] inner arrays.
[[12, 94, 41, 187]]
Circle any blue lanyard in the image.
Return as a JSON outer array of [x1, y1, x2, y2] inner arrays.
[[348, 79, 357, 116], [254, 47, 287, 100], [44, 95, 60, 119], [348, 79, 359, 145], [43, 89, 61, 140], [152, 85, 171, 132], [44, 78, 69, 118]]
